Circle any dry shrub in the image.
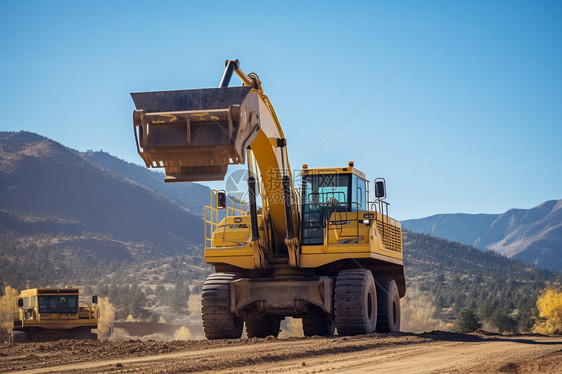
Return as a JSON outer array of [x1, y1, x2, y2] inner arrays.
[[0, 286, 19, 342], [187, 294, 201, 318], [532, 284, 562, 335], [279, 317, 304, 338], [125, 314, 139, 322], [174, 325, 192, 340], [96, 297, 115, 340], [400, 288, 448, 332]]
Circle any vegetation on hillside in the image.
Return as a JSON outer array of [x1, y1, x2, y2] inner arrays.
[[0, 286, 18, 342], [404, 232, 560, 332], [532, 284, 562, 335], [453, 308, 481, 333]]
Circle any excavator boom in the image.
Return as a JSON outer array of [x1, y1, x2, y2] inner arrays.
[[131, 60, 299, 257]]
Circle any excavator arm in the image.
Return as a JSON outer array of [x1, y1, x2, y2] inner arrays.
[[131, 60, 300, 268]]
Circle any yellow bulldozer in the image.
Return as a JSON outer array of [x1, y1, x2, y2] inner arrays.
[[131, 60, 405, 338], [11, 288, 99, 342]]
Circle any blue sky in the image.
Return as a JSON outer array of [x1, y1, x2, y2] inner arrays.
[[1, 1, 560, 220]]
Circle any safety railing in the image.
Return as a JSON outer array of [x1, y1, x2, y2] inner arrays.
[[204, 190, 221, 249], [204, 190, 249, 249], [370, 199, 390, 237], [227, 197, 249, 217], [302, 192, 401, 252]]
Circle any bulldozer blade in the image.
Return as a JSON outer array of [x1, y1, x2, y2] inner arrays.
[[131, 86, 261, 182]]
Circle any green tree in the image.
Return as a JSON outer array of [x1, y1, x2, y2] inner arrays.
[[453, 307, 481, 333], [490, 308, 517, 333]]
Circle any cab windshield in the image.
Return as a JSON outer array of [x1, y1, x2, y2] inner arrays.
[[301, 172, 367, 245], [302, 174, 350, 206], [38, 295, 78, 314], [302, 173, 366, 210]]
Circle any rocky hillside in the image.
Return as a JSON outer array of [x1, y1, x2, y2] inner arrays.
[[80, 150, 209, 217], [0, 131, 206, 288], [403, 200, 562, 273]]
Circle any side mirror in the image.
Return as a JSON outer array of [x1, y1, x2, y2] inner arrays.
[[374, 178, 386, 200], [92, 295, 98, 304], [217, 191, 227, 210], [17, 298, 23, 307]]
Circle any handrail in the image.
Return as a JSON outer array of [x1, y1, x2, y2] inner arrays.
[[205, 190, 250, 249]]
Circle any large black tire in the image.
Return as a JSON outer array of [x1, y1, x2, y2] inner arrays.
[[302, 312, 335, 337], [245, 317, 281, 338], [202, 273, 243, 339], [375, 279, 401, 333], [334, 269, 377, 336]]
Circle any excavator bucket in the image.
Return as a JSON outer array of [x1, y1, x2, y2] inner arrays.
[[131, 86, 261, 182]]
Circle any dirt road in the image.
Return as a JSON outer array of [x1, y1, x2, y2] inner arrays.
[[1, 331, 560, 373]]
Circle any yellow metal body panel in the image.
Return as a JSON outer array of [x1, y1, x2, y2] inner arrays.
[[300, 250, 403, 268], [301, 166, 366, 180], [212, 216, 252, 247], [15, 288, 98, 330], [204, 209, 403, 270], [301, 210, 402, 267], [205, 245, 255, 269]]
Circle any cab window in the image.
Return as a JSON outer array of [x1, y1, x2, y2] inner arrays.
[[351, 175, 367, 211], [59, 295, 78, 314], [38, 296, 58, 314], [302, 173, 350, 205]]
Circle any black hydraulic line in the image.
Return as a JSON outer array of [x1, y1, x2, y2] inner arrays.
[[248, 175, 260, 241], [219, 59, 240, 88], [282, 175, 295, 239]]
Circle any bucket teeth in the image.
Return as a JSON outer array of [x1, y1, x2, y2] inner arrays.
[[131, 87, 260, 182]]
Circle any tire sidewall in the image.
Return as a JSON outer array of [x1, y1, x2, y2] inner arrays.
[[388, 280, 400, 332], [363, 271, 377, 333]]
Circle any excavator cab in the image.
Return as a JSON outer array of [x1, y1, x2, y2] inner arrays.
[[301, 166, 368, 245]]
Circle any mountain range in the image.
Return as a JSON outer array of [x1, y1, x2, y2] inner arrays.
[[0, 131, 211, 288], [403, 200, 562, 273], [0, 131, 559, 294]]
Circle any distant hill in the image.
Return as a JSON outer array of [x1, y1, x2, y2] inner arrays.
[[403, 200, 562, 273], [0, 131, 205, 288], [403, 231, 559, 329], [80, 150, 209, 217]]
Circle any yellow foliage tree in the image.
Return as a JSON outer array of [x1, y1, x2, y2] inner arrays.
[[187, 294, 201, 318], [532, 284, 562, 335], [400, 288, 448, 332], [174, 325, 192, 340], [0, 286, 19, 342], [97, 297, 115, 340]]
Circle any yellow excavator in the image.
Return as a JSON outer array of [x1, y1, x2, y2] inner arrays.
[[131, 60, 405, 338], [11, 288, 99, 342]]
